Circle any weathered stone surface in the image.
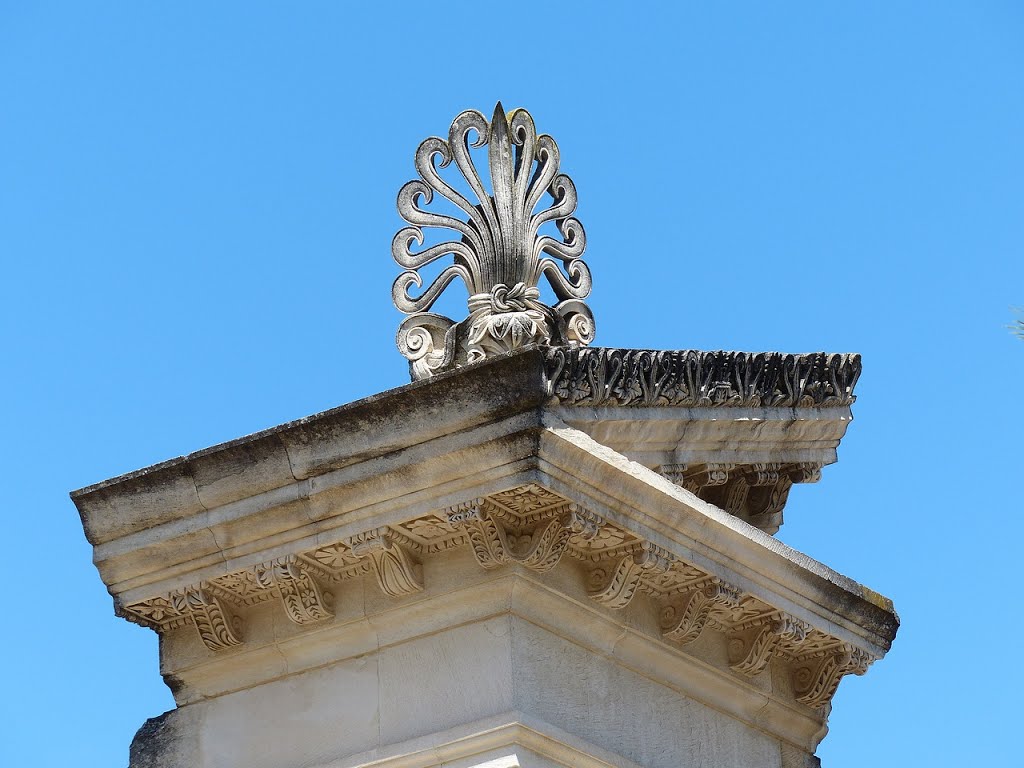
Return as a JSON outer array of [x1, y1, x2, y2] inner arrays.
[[73, 348, 895, 768]]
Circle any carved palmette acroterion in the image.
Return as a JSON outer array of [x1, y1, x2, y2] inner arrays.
[[392, 103, 595, 379]]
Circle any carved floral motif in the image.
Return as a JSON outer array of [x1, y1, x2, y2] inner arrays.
[[392, 104, 596, 379], [547, 347, 860, 408], [794, 646, 873, 709], [660, 582, 742, 645], [447, 496, 601, 573], [253, 558, 333, 625], [346, 528, 424, 598]]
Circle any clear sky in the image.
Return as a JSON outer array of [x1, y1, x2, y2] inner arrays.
[[2, 3, 1022, 766]]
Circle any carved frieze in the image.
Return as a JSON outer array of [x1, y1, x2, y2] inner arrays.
[[546, 347, 860, 408]]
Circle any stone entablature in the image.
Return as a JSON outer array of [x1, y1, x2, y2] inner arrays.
[[120, 481, 876, 713], [73, 350, 894, 742]]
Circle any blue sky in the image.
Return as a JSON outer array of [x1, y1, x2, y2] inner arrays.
[[2, 3, 1022, 765]]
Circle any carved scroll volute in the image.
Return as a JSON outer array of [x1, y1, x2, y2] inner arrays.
[[794, 646, 873, 709], [448, 499, 600, 573], [588, 543, 675, 609], [727, 615, 810, 677], [254, 558, 333, 626], [170, 587, 243, 651], [660, 581, 742, 645], [347, 528, 424, 598]]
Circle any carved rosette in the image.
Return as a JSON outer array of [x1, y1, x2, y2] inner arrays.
[[392, 104, 595, 380], [121, 483, 878, 712]]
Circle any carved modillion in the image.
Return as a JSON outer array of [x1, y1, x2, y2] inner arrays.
[[588, 543, 675, 609], [448, 498, 600, 572], [170, 588, 242, 651], [347, 528, 424, 598], [254, 558, 333, 626], [794, 646, 873, 709], [728, 615, 810, 677], [660, 581, 742, 645]]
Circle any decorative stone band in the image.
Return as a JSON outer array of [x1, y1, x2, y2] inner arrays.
[[121, 483, 877, 710], [545, 347, 861, 408]]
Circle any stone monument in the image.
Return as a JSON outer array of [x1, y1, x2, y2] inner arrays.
[[73, 103, 897, 768]]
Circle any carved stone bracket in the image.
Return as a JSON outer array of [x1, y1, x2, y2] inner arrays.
[[661, 463, 735, 494], [660, 581, 742, 645], [793, 645, 873, 709], [727, 615, 810, 677], [588, 543, 676, 609], [662, 462, 824, 535], [175, 588, 243, 651], [346, 527, 424, 598], [253, 557, 333, 626], [121, 587, 242, 652], [448, 498, 601, 572]]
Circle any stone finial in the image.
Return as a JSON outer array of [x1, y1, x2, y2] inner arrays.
[[392, 103, 595, 379]]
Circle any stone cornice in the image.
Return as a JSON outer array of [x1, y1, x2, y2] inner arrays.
[[103, 461, 893, 724], [121, 478, 880, 749], [72, 347, 858, 541]]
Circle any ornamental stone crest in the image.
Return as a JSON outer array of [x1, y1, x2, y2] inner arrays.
[[392, 103, 595, 379]]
